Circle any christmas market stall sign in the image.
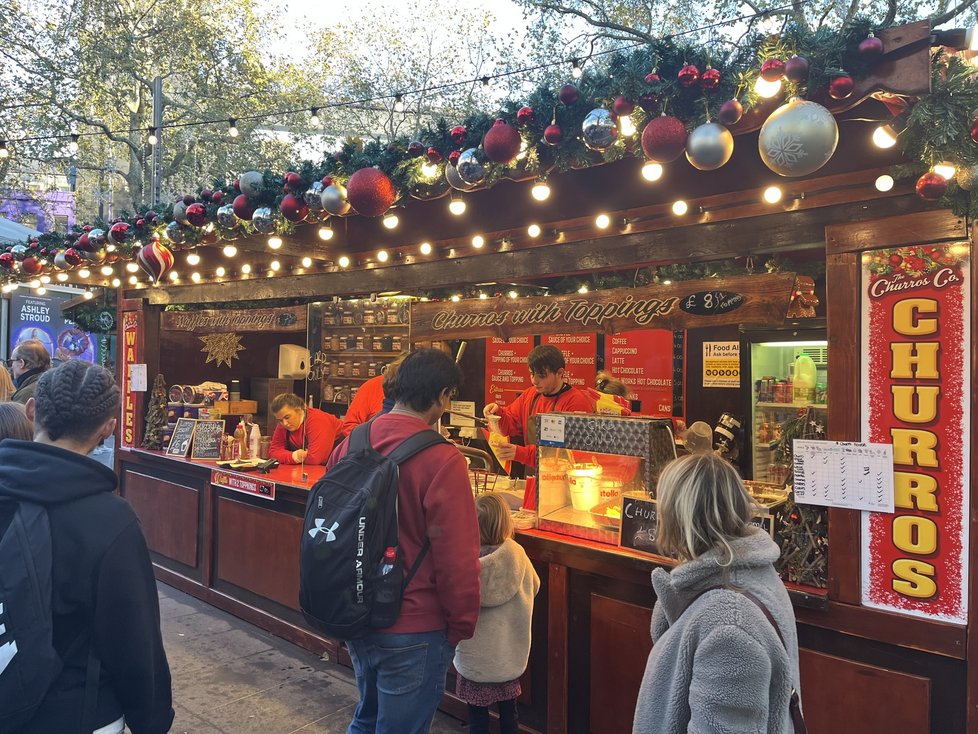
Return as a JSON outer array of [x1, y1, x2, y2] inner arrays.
[[161, 305, 306, 333], [410, 273, 796, 342]]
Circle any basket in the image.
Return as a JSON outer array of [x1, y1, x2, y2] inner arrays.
[[471, 469, 498, 494]]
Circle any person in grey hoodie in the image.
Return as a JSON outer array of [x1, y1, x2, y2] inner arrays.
[[454, 493, 540, 734], [633, 453, 802, 734]]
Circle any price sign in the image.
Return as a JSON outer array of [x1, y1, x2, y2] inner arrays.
[[166, 418, 197, 457], [190, 420, 226, 460], [679, 291, 745, 316], [619, 494, 659, 554]]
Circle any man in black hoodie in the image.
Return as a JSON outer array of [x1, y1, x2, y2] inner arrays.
[[0, 360, 174, 733]]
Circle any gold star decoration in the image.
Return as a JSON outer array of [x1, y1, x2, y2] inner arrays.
[[199, 333, 246, 369]]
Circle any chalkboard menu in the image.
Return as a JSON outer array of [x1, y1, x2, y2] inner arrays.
[[166, 418, 197, 457], [620, 494, 659, 554], [190, 420, 226, 460]]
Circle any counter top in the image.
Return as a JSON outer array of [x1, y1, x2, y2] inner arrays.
[[125, 448, 326, 490]]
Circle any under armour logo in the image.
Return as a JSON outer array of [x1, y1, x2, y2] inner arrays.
[[309, 519, 339, 542], [0, 603, 17, 676]]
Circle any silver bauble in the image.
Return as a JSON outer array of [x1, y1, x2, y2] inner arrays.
[[216, 204, 237, 228], [171, 201, 189, 225], [581, 108, 618, 152], [164, 221, 185, 245], [758, 98, 838, 177], [321, 184, 351, 216], [81, 247, 107, 264], [238, 170, 264, 198], [54, 251, 70, 270], [10, 245, 27, 260], [956, 165, 978, 191], [445, 163, 476, 191], [685, 122, 734, 171], [252, 207, 275, 234], [456, 148, 486, 185], [88, 228, 106, 246], [304, 181, 325, 210]]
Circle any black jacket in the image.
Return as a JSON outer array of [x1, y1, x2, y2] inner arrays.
[[0, 440, 174, 733], [10, 368, 43, 404]]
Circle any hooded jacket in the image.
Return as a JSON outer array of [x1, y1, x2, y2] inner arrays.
[[453, 538, 540, 683], [633, 531, 801, 734], [0, 439, 174, 734]]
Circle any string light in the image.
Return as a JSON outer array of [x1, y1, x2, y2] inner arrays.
[[481, 76, 490, 90], [762, 185, 783, 203], [377, 250, 390, 262], [451, 294, 461, 302], [595, 213, 611, 229], [318, 224, 334, 240], [394, 94, 405, 113], [222, 244, 238, 257], [382, 212, 399, 229], [527, 223, 541, 237], [754, 77, 781, 98], [641, 161, 663, 181], [619, 115, 636, 136], [78, 268, 90, 278], [228, 118, 239, 138], [191, 271, 201, 282], [68, 134, 79, 154], [29, 279, 40, 288], [933, 161, 956, 180], [479, 292, 488, 299], [186, 252, 200, 265], [35, 286, 46, 295], [147, 127, 159, 145], [472, 235, 485, 248], [268, 235, 283, 249], [872, 124, 898, 148], [270, 260, 281, 271], [56, 272, 68, 282], [338, 255, 350, 268], [0, 141, 8, 159], [421, 161, 439, 178], [301, 256, 313, 267], [241, 263, 251, 274], [571, 59, 583, 78], [128, 275, 138, 285], [215, 266, 226, 277], [578, 284, 589, 294], [111, 278, 121, 287], [508, 290, 518, 299], [531, 178, 551, 201], [419, 242, 432, 255], [672, 200, 689, 216], [169, 270, 179, 281], [875, 174, 895, 192], [83, 290, 93, 299], [310, 107, 321, 126], [100, 265, 113, 276], [448, 196, 466, 216], [39, 275, 51, 284]]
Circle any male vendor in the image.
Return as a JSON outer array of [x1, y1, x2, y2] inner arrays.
[[269, 392, 341, 464], [483, 344, 594, 469]]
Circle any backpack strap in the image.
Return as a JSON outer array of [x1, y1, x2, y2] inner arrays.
[[347, 419, 374, 454], [386, 429, 449, 465]]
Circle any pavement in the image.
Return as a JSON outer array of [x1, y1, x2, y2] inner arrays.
[[159, 583, 465, 733]]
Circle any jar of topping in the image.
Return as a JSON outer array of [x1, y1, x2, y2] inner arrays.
[[330, 334, 340, 351], [355, 335, 365, 351], [336, 361, 348, 378], [391, 336, 402, 351], [341, 308, 354, 326], [351, 361, 362, 378], [346, 335, 357, 350], [372, 335, 384, 352], [367, 362, 379, 378]]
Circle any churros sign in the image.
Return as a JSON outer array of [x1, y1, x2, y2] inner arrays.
[[860, 243, 970, 623]]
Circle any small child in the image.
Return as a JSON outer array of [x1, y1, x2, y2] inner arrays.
[[454, 493, 541, 734]]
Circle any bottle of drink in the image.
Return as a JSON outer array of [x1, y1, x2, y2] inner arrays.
[[233, 420, 247, 460], [379, 547, 397, 576]]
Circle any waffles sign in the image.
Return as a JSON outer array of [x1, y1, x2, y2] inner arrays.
[[860, 244, 971, 623], [410, 274, 795, 342]]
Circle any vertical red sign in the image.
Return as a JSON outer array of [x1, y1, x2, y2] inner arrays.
[[543, 333, 596, 391], [485, 336, 533, 409], [120, 310, 142, 448], [603, 330, 675, 416]]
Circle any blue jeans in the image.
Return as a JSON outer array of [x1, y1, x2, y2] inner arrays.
[[345, 629, 455, 734]]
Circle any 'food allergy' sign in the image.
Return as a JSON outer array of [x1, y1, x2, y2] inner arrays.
[[702, 341, 740, 388]]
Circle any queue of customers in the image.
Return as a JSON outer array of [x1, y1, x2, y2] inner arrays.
[[0, 343, 802, 734]]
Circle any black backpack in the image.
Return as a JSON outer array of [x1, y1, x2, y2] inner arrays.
[[0, 501, 63, 731], [299, 420, 448, 639]]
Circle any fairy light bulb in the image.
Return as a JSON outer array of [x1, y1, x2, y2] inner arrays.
[[763, 186, 783, 204], [57, 272, 68, 282], [641, 161, 663, 181], [449, 198, 466, 216], [126, 262, 139, 272], [0, 141, 9, 159], [169, 270, 179, 281], [471, 235, 485, 249], [29, 279, 40, 288], [571, 59, 583, 78], [270, 260, 281, 271], [933, 161, 956, 180], [619, 115, 636, 136], [128, 275, 138, 285], [68, 134, 79, 154], [531, 179, 551, 201], [186, 252, 200, 265], [223, 244, 237, 257], [419, 242, 432, 255], [78, 268, 90, 278], [875, 174, 894, 192], [40, 275, 51, 284], [754, 77, 782, 98], [377, 250, 389, 263], [309, 107, 321, 126], [111, 278, 121, 287], [318, 225, 334, 241], [479, 292, 488, 299], [672, 200, 689, 216], [451, 294, 461, 302], [382, 212, 399, 229], [393, 94, 405, 113], [268, 235, 283, 249], [421, 162, 438, 178], [35, 286, 46, 295], [191, 271, 201, 282], [241, 263, 251, 274], [301, 256, 313, 268], [338, 255, 350, 268], [578, 284, 589, 294], [228, 118, 239, 138], [215, 266, 226, 277], [100, 265, 113, 276], [83, 290, 93, 299], [508, 290, 518, 299], [595, 213, 611, 229], [872, 124, 898, 149], [147, 127, 159, 145], [527, 224, 541, 237]]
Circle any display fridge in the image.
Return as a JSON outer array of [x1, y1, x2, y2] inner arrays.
[[740, 319, 828, 483]]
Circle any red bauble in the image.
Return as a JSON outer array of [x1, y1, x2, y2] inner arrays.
[[280, 193, 309, 222], [699, 68, 721, 92], [828, 75, 854, 100], [516, 106, 535, 125], [426, 147, 443, 164], [642, 115, 687, 162], [482, 119, 521, 165], [543, 123, 563, 145], [644, 71, 660, 84], [347, 167, 397, 217], [718, 98, 744, 125], [558, 84, 579, 106], [21, 256, 42, 275], [407, 141, 424, 157], [784, 55, 810, 83], [448, 150, 461, 166], [915, 172, 947, 201], [321, 176, 334, 187], [211, 191, 223, 205], [64, 248, 82, 266], [182, 194, 195, 206], [859, 33, 884, 61], [678, 64, 699, 88], [232, 178, 240, 191], [83, 225, 93, 232], [0, 253, 13, 270], [612, 96, 634, 116], [232, 194, 255, 220], [200, 189, 213, 202], [185, 203, 208, 227], [450, 125, 467, 145], [75, 233, 92, 252], [284, 171, 302, 190], [136, 218, 145, 228], [759, 58, 785, 82], [970, 119, 978, 143]]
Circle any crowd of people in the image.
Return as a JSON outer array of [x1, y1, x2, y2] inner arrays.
[[0, 342, 801, 734]]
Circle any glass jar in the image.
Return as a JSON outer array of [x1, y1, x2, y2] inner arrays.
[[367, 361, 379, 377], [391, 335, 402, 351], [355, 335, 365, 351], [346, 335, 357, 350], [330, 334, 340, 351], [336, 361, 348, 378], [372, 335, 384, 352], [351, 361, 362, 378]]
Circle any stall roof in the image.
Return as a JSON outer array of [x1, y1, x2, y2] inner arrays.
[[0, 216, 41, 244]]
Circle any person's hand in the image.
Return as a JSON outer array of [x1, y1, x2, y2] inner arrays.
[[483, 403, 500, 419], [292, 449, 308, 463], [491, 442, 517, 461]]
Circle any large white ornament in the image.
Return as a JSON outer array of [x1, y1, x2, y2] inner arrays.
[[758, 98, 838, 177]]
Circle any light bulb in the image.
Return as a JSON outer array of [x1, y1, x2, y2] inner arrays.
[[310, 107, 320, 126], [215, 266, 226, 277], [934, 161, 956, 180], [35, 286, 46, 295], [147, 127, 159, 146], [578, 284, 589, 294], [421, 162, 438, 178], [672, 200, 689, 216], [875, 174, 895, 192], [595, 213, 611, 229], [393, 94, 405, 113], [872, 124, 898, 149], [479, 292, 488, 299], [241, 263, 251, 274], [57, 272, 68, 282], [301, 256, 313, 268], [68, 134, 79, 154], [29, 279, 40, 288], [377, 250, 389, 263], [83, 290, 93, 299], [481, 76, 490, 90], [270, 260, 281, 271], [419, 242, 432, 255], [641, 161, 663, 181], [754, 76, 782, 98], [0, 141, 9, 159], [451, 294, 461, 302], [128, 275, 138, 285], [527, 224, 541, 237], [111, 278, 121, 287], [191, 272, 201, 282], [531, 180, 551, 201], [169, 270, 179, 281], [472, 235, 484, 248], [662, 279, 672, 285], [763, 186, 783, 204], [571, 59, 582, 79], [100, 265, 113, 276], [268, 235, 283, 249], [318, 225, 334, 241], [228, 118, 239, 138], [39, 275, 51, 284], [126, 262, 139, 272], [186, 252, 200, 265], [382, 213, 399, 229], [338, 256, 350, 268], [222, 244, 238, 257], [448, 198, 466, 216], [78, 268, 90, 278], [619, 115, 636, 136], [508, 290, 518, 299]]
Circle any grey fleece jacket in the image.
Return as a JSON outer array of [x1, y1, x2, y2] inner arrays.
[[453, 538, 540, 683], [633, 531, 802, 734]]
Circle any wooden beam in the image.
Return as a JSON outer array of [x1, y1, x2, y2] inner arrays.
[[826, 209, 967, 254], [141, 194, 933, 305]]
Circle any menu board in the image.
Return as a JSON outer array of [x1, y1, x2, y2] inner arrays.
[[620, 494, 659, 554], [190, 420, 226, 460], [166, 418, 197, 457], [485, 336, 533, 409], [543, 333, 596, 391], [603, 330, 675, 416]]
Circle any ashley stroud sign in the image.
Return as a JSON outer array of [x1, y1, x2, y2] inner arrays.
[[410, 273, 796, 342]]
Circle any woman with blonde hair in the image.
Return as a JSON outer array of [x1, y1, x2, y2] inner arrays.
[[633, 452, 804, 734], [0, 365, 14, 402]]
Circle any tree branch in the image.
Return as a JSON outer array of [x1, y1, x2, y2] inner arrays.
[[930, 0, 978, 26], [882, 0, 897, 28], [527, 1, 657, 44]]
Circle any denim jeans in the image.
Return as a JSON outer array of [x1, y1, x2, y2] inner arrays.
[[345, 629, 455, 734]]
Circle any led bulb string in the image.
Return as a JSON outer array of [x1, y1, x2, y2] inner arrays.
[[0, 2, 812, 149]]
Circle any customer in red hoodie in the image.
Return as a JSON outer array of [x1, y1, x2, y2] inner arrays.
[[337, 352, 408, 439], [328, 348, 480, 734], [269, 393, 341, 465], [483, 344, 594, 469]]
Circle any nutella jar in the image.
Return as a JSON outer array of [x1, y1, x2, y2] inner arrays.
[[391, 336, 402, 351], [367, 361, 379, 378], [336, 361, 348, 378], [355, 335, 365, 351], [341, 307, 354, 326], [351, 361, 363, 378], [363, 307, 376, 325], [371, 335, 384, 352]]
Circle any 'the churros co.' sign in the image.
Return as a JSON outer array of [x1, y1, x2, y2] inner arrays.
[[410, 273, 796, 341], [860, 243, 970, 623]]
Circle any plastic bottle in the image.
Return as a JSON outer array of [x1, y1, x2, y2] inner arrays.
[[233, 420, 247, 459], [792, 354, 817, 404], [379, 547, 397, 576]]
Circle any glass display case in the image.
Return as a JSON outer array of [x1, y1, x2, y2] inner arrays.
[[533, 413, 677, 547]]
